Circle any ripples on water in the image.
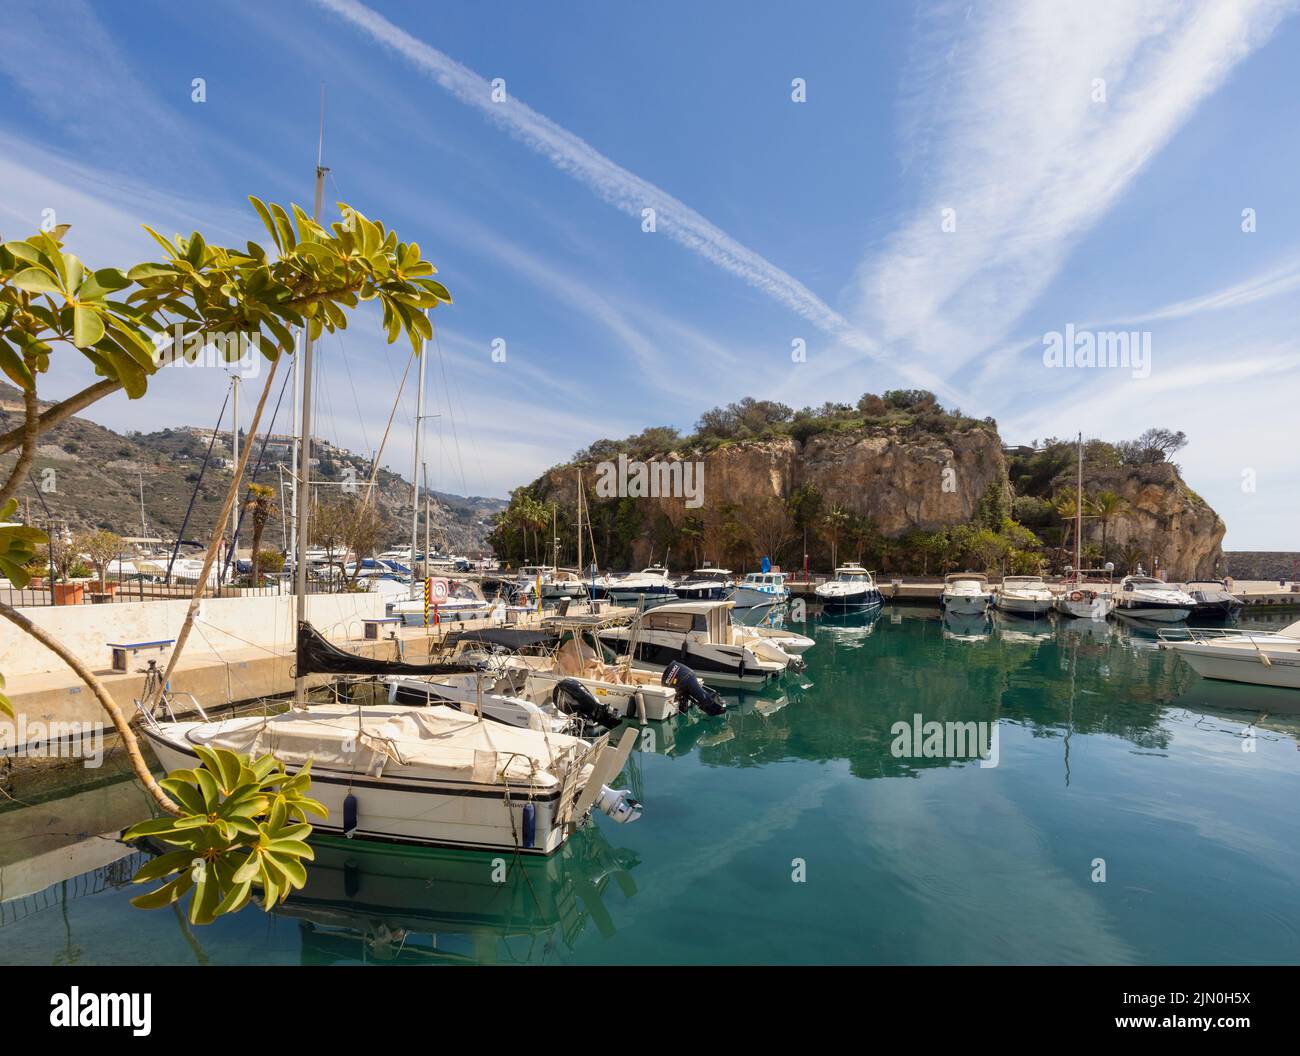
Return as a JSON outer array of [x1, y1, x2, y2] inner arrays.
[[3, 607, 1298, 965]]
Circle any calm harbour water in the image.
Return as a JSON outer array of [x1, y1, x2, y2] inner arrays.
[[4, 607, 1299, 965]]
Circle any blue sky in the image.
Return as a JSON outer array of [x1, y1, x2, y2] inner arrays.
[[1, 0, 1298, 548]]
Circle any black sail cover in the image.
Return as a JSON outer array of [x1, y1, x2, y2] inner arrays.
[[295, 622, 481, 677]]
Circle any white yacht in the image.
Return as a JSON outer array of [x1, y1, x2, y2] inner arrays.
[[596, 600, 786, 688], [728, 571, 789, 609], [511, 565, 588, 601], [1158, 620, 1300, 690], [814, 565, 884, 613], [603, 565, 676, 602], [940, 573, 993, 615], [674, 568, 735, 600], [995, 575, 1055, 617], [1115, 573, 1195, 622]]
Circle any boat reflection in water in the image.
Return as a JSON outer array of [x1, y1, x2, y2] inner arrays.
[[275, 826, 641, 965], [942, 609, 993, 641]]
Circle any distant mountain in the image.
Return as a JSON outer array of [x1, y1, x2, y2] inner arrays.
[[0, 382, 504, 554]]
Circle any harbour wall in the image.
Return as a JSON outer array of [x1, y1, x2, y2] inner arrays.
[[0, 591, 385, 678]]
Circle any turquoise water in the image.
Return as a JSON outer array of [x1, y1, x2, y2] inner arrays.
[[3, 607, 1300, 965]]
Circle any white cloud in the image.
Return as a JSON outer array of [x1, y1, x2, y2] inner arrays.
[[858, 0, 1296, 371]]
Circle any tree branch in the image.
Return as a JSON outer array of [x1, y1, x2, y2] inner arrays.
[[0, 379, 42, 507], [0, 601, 181, 816]]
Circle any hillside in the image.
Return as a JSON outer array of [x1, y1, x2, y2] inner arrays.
[[0, 383, 504, 554], [492, 392, 1226, 580]]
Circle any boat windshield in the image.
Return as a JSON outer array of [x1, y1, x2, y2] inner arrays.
[[836, 572, 866, 583]]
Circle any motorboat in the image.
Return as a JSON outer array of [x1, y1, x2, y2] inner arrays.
[[1158, 620, 1300, 690], [674, 568, 735, 600], [402, 619, 714, 723], [140, 699, 641, 855], [995, 575, 1055, 617], [814, 565, 883, 613], [940, 573, 993, 615], [511, 565, 588, 601], [597, 600, 785, 688], [1184, 580, 1244, 621], [728, 571, 789, 609], [602, 565, 676, 603], [1114, 573, 1195, 622]]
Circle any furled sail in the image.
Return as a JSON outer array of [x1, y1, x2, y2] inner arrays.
[[295, 622, 481, 677]]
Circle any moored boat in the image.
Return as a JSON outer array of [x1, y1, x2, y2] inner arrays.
[[1158, 620, 1300, 689], [815, 564, 884, 613], [995, 575, 1055, 617], [940, 573, 993, 615], [728, 571, 789, 609], [1115, 573, 1195, 622]]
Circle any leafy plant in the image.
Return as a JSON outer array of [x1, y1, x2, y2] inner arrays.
[[0, 498, 46, 591], [124, 745, 326, 925]]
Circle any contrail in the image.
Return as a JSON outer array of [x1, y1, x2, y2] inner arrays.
[[313, 1, 883, 358]]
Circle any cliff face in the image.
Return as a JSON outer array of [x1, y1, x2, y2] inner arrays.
[[530, 424, 1225, 580], [795, 430, 1007, 535], [1068, 463, 1226, 580]]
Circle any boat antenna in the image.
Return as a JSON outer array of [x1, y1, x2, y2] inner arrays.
[[293, 84, 330, 704]]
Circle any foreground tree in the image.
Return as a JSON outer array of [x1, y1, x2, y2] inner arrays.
[[0, 198, 452, 923]]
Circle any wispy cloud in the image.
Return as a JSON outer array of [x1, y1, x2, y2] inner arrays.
[[310, 0, 893, 366], [1114, 255, 1300, 324], [858, 0, 1296, 371]]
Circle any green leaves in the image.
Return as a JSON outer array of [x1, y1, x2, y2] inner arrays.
[[0, 500, 46, 590], [124, 747, 324, 925]]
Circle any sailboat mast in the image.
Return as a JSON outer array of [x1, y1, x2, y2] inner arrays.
[[292, 89, 329, 704], [576, 468, 583, 577], [1075, 431, 1083, 575], [288, 328, 300, 576], [410, 315, 427, 584], [422, 462, 431, 571]]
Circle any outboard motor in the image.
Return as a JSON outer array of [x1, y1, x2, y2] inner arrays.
[[662, 660, 727, 716], [552, 678, 622, 730], [594, 784, 642, 824]]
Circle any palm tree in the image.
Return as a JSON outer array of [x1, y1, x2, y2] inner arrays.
[[1052, 491, 1080, 564], [244, 484, 276, 583], [1090, 489, 1127, 561], [822, 504, 849, 570]]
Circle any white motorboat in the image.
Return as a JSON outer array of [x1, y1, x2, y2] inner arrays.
[[995, 575, 1055, 617], [1158, 620, 1300, 690], [603, 565, 676, 602], [728, 571, 789, 609], [814, 565, 884, 613], [597, 599, 785, 687], [141, 700, 641, 855], [1115, 573, 1195, 622], [674, 568, 735, 600], [940, 573, 993, 615]]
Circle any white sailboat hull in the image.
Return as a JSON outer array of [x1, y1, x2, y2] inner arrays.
[[144, 726, 573, 854]]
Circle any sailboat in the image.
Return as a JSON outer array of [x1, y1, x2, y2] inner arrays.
[[1052, 433, 1115, 620], [138, 133, 643, 856]]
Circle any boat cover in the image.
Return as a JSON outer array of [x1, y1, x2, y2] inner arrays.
[[296, 622, 481, 677], [185, 703, 595, 787]]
